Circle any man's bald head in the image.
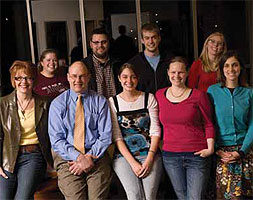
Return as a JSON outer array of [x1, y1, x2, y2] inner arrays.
[[67, 61, 90, 94], [68, 61, 90, 74]]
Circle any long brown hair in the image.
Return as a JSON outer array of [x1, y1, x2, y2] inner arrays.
[[219, 50, 244, 87]]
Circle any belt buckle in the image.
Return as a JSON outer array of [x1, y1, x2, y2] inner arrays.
[[19, 144, 40, 154], [18, 146, 26, 155]]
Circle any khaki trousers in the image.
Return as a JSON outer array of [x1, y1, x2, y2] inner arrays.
[[53, 152, 112, 200]]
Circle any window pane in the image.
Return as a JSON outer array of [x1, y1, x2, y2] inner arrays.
[[197, 0, 249, 62], [197, 0, 250, 84], [31, 0, 81, 65], [101, 0, 138, 63], [46, 22, 68, 63], [140, 0, 194, 62], [1, 0, 31, 95]]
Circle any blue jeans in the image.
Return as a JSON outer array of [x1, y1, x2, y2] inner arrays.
[[0, 152, 47, 200], [162, 152, 211, 200], [113, 153, 163, 200]]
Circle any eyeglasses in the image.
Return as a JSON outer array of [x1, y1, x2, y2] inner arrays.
[[14, 76, 34, 81], [91, 40, 108, 45], [208, 39, 223, 47], [68, 74, 89, 80]]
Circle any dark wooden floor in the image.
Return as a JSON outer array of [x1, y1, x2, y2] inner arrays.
[[34, 172, 176, 200], [34, 172, 127, 200]]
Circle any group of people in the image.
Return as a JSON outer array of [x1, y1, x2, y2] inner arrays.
[[0, 22, 252, 200]]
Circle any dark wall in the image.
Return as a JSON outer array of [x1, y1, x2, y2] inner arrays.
[[1, 0, 31, 96]]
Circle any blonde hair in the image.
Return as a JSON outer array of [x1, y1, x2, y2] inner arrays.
[[199, 32, 227, 73]]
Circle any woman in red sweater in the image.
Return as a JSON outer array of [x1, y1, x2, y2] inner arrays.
[[188, 32, 227, 92], [156, 56, 215, 199]]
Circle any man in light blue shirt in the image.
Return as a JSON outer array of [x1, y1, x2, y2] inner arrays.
[[128, 23, 170, 94], [48, 61, 112, 199]]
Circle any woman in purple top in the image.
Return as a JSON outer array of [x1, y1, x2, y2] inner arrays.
[[33, 49, 69, 99]]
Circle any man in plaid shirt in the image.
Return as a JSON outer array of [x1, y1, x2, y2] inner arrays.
[[82, 28, 122, 99]]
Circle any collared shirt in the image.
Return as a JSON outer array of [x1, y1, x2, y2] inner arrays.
[[207, 83, 253, 153], [144, 53, 160, 71], [48, 89, 112, 161], [92, 55, 116, 98]]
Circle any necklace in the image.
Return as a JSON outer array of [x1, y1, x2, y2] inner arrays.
[[169, 87, 187, 98], [17, 98, 32, 114]]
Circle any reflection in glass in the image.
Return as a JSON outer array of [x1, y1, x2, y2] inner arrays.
[[46, 22, 68, 63], [1, 1, 31, 95], [140, 0, 194, 62], [103, 0, 138, 62], [197, 1, 251, 85], [197, 1, 248, 63], [31, 0, 81, 65]]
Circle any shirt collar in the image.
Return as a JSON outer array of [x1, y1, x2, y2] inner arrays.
[[218, 83, 242, 95], [69, 89, 89, 101], [144, 53, 160, 60], [92, 54, 110, 66]]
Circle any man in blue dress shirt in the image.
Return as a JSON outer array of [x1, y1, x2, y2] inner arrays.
[[48, 61, 112, 199]]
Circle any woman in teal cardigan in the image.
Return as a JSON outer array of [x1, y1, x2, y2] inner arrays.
[[207, 51, 253, 199]]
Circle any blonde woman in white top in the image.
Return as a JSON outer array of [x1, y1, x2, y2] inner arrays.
[[109, 63, 163, 200]]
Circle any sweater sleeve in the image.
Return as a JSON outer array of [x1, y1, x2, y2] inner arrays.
[[241, 89, 253, 154], [198, 91, 215, 139], [108, 97, 123, 142], [147, 93, 161, 137], [188, 60, 201, 89]]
